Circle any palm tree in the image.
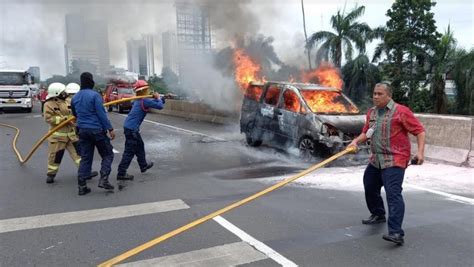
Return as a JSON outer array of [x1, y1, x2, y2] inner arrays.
[[429, 25, 457, 114], [306, 5, 371, 68], [452, 49, 474, 115], [342, 54, 381, 106]]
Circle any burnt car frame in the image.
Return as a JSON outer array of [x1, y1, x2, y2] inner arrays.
[[240, 81, 365, 157]]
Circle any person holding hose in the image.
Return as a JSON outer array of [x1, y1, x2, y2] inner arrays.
[[71, 72, 115, 195], [116, 80, 165, 181], [43, 82, 97, 184], [348, 82, 425, 245]]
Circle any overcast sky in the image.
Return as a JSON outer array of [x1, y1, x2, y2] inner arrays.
[[0, 0, 472, 79]]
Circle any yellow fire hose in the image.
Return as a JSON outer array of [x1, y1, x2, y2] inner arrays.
[[0, 95, 152, 164], [98, 146, 357, 267]]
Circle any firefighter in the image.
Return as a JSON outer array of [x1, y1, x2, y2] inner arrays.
[[66, 82, 81, 155], [116, 80, 165, 180], [43, 82, 97, 184]]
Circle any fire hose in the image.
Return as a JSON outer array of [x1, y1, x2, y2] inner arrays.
[[0, 95, 153, 164], [98, 146, 358, 267]]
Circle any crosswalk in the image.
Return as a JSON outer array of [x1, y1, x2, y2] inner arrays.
[[0, 199, 293, 266]]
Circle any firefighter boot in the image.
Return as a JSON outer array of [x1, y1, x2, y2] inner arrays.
[[141, 162, 154, 173], [86, 171, 99, 180], [78, 185, 91, 196], [46, 174, 55, 184], [98, 176, 115, 190], [117, 173, 134, 181]]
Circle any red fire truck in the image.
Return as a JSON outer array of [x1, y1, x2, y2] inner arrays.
[[103, 79, 135, 113]]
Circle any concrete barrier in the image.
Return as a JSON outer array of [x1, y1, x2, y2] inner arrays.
[[151, 100, 474, 167], [411, 114, 473, 167]]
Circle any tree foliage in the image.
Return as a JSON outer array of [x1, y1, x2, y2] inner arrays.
[[382, 0, 441, 107]]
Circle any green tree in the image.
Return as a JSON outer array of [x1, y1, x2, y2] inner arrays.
[[306, 5, 371, 68], [428, 25, 457, 113], [342, 54, 381, 107], [147, 74, 169, 94], [452, 49, 474, 115], [383, 0, 441, 105]]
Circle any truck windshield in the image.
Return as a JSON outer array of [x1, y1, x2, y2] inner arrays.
[[0, 72, 27, 86], [117, 88, 134, 94], [300, 89, 359, 114]]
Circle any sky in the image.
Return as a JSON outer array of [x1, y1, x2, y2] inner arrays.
[[0, 0, 472, 79]]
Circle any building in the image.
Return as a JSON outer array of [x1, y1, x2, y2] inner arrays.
[[64, 14, 110, 76], [126, 35, 155, 78], [162, 31, 179, 75]]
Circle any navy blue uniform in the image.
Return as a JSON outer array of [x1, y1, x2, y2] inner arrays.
[[71, 88, 114, 185], [117, 97, 164, 176]]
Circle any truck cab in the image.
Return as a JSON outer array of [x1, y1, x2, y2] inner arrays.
[[0, 70, 35, 112], [104, 79, 135, 113]]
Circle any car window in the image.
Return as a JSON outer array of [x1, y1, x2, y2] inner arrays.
[[264, 85, 281, 106], [117, 88, 134, 94], [300, 89, 359, 114], [244, 85, 263, 101], [281, 89, 301, 113]]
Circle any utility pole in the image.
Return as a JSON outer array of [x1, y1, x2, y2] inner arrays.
[[301, 0, 312, 70]]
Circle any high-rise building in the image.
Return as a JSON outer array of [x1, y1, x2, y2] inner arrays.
[[175, 0, 213, 53], [126, 35, 155, 78], [64, 14, 110, 76], [162, 31, 179, 75]]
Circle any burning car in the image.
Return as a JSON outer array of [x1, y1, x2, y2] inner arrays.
[[240, 81, 365, 157]]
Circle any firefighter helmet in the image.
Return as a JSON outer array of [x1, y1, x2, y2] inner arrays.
[[65, 83, 80, 94], [134, 80, 149, 93], [46, 82, 66, 100]]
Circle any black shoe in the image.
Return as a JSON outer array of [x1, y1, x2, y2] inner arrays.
[[86, 171, 99, 180], [141, 162, 154, 173], [78, 185, 91, 195], [383, 233, 404, 245], [98, 178, 115, 190], [117, 173, 134, 181], [46, 175, 55, 184], [362, 214, 386, 225]]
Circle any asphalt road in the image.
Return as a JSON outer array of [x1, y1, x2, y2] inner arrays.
[[0, 104, 473, 266]]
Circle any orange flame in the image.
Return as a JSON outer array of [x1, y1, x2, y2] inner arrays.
[[301, 62, 343, 90], [233, 48, 265, 91], [301, 90, 358, 114]]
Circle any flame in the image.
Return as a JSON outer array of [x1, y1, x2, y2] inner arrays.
[[301, 62, 343, 90], [300, 90, 359, 114], [233, 48, 265, 91]]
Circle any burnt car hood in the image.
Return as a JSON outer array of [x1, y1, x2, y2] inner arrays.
[[317, 114, 365, 134]]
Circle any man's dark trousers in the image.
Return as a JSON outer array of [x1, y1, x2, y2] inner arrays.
[[117, 128, 147, 176], [77, 129, 114, 185], [363, 164, 406, 236]]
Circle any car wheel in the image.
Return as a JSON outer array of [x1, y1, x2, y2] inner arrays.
[[245, 123, 262, 147], [298, 137, 316, 158]]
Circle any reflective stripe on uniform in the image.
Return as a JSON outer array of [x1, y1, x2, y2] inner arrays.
[[74, 158, 81, 165], [48, 164, 59, 171], [55, 116, 62, 125], [52, 131, 76, 137]]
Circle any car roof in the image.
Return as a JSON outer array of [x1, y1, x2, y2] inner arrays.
[[249, 81, 339, 91]]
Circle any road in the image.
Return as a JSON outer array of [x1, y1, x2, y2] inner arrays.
[[0, 104, 473, 266]]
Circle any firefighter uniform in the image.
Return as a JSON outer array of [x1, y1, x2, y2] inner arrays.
[[43, 84, 80, 182]]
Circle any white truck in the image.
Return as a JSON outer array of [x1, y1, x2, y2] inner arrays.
[[0, 70, 35, 112]]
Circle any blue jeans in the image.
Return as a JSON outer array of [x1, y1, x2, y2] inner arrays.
[[363, 164, 406, 236], [77, 129, 114, 185], [117, 128, 147, 176]]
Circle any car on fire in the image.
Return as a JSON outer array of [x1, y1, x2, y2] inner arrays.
[[104, 79, 135, 113], [240, 81, 365, 157]]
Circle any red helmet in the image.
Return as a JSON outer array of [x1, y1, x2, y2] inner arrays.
[[134, 80, 149, 93]]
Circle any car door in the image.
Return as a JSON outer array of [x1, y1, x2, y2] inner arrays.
[[258, 84, 282, 141], [275, 87, 302, 144]]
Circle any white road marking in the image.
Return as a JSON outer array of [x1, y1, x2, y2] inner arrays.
[[405, 184, 474, 205], [214, 216, 298, 267], [117, 242, 268, 267], [0, 199, 189, 234]]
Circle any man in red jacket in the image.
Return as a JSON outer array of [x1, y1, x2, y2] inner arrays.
[[349, 82, 425, 246]]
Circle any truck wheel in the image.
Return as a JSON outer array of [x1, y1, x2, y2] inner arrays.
[[298, 137, 316, 158], [118, 105, 123, 113], [24, 108, 32, 113], [108, 105, 113, 112]]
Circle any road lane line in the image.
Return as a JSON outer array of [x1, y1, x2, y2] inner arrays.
[[0, 199, 189, 234], [117, 113, 226, 141], [405, 184, 474, 205], [117, 242, 268, 267], [214, 216, 298, 267]]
